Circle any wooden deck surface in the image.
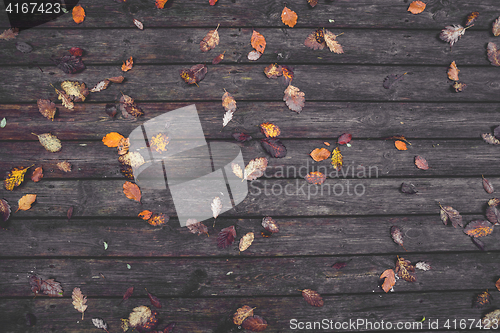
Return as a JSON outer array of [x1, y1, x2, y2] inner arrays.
[[1, 0, 500, 332]]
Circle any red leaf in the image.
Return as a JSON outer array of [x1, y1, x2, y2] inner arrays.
[[120, 286, 134, 304], [337, 133, 352, 145], [209, 0, 218, 5], [242, 315, 268, 332], [483, 175, 494, 194], [414, 155, 429, 170], [147, 289, 162, 308], [69, 47, 83, 57], [217, 226, 236, 249]]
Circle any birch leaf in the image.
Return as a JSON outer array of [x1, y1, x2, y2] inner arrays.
[[72, 287, 88, 320], [16, 194, 36, 212], [34, 133, 62, 152], [463, 220, 494, 237], [407, 1, 426, 14], [247, 50, 263, 61], [251, 30, 266, 54], [310, 148, 330, 162], [283, 84, 305, 113], [414, 155, 429, 170], [37, 99, 57, 121], [90, 80, 111, 93], [281, 6, 298, 28], [239, 232, 254, 252], [123, 181, 141, 202], [380, 269, 395, 292], [482, 132, 500, 145], [0, 28, 19, 40], [200, 25, 220, 52], [102, 132, 125, 148]]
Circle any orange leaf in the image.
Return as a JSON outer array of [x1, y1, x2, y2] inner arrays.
[[260, 123, 281, 138], [138, 210, 153, 220], [281, 6, 298, 28], [309, 148, 330, 162], [496, 278, 500, 291], [16, 194, 36, 212], [447, 61, 460, 81], [251, 30, 266, 54], [123, 181, 141, 202], [72, 5, 86, 24], [407, 1, 425, 14], [155, 0, 168, 9], [148, 213, 167, 226], [380, 269, 396, 293], [395, 140, 407, 150], [121, 57, 133, 72], [209, 0, 218, 5], [102, 132, 125, 148], [31, 167, 43, 182]]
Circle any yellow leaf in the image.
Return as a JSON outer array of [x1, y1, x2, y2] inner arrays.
[[260, 122, 281, 138], [239, 232, 254, 252], [102, 132, 125, 148], [150, 133, 169, 153], [4, 165, 32, 191], [331, 147, 343, 171], [233, 305, 255, 325], [148, 213, 167, 226], [72, 5, 85, 24], [16, 194, 36, 212], [138, 210, 153, 220], [34, 133, 62, 152]]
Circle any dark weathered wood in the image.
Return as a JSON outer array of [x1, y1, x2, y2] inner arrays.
[[1, 102, 499, 141], [1, 177, 498, 218], [1, 0, 499, 29], [0, 28, 494, 66], [1, 214, 496, 257], [1, 65, 499, 103], [0, 292, 492, 332]]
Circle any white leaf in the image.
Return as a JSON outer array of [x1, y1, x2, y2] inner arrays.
[[0, 117, 6, 128], [211, 197, 222, 219], [222, 110, 233, 127], [133, 19, 144, 30], [92, 318, 108, 330], [439, 24, 467, 46], [247, 50, 262, 61]]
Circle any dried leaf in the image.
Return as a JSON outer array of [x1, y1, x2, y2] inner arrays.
[[383, 73, 406, 89], [301, 289, 324, 307], [35, 133, 62, 152], [310, 148, 331, 162], [242, 315, 268, 332], [407, 1, 426, 14], [212, 52, 225, 64], [211, 197, 222, 220], [222, 91, 237, 112], [155, 0, 168, 9], [72, 287, 87, 320], [150, 133, 169, 153], [440, 24, 468, 46], [139, 210, 153, 220], [243, 157, 268, 181], [119, 94, 143, 118], [331, 261, 348, 269], [90, 80, 111, 93], [0, 199, 11, 224], [108, 76, 125, 83], [133, 19, 144, 30], [281, 65, 294, 85], [496, 278, 500, 291], [304, 29, 326, 50], [123, 181, 141, 202], [16, 41, 33, 53], [281, 6, 298, 28], [304, 171, 326, 185], [232, 133, 252, 142], [72, 5, 85, 24], [251, 30, 266, 54], [69, 47, 83, 56], [200, 25, 220, 52], [30, 275, 63, 297], [54, 87, 74, 109], [414, 155, 429, 170], [247, 50, 263, 61], [67, 206, 73, 222], [487, 42, 500, 67], [146, 289, 162, 308], [0, 28, 19, 40], [61, 81, 89, 102], [464, 220, 494, 238], [179, 64, 207, 85], [260, 123, 280, 138], [493, 17, 500, 36], [102, 132, 125, 148], [380, 269, 396, 293], [447, 61, 460, 81], [338, 133, 352, 145], [307, 0, 318, 7], [331, 147, 343, 171], [148, 213, 168, 226], [439, 203, 463, 228], [217, 225, 236, 249], [186, 219, 208, 236], [473, 291, 492, 308], [283, 84, 305, 113], [483, 309, 500, 328], [400, 182, 418, 194], [453, 81, 467, 92], [92, 318, 108, 331], [465, 12, 479, 27], [117, 137, 130, 156], [105, 104, 117, 118], [53, 55, 85, 74], [119, 152, 145, 170], [4, 165, 32, 191], [233, 305, 254, 326], [122, 57, 134, 72], [483, 175, 494, 194], [395, 256, 416, 282], [482, 133, 500, 145], [17, 194, 36, 212], [395, 140, 407, 150], [0, 118, 5, 128], [222, 110, 234, 127], [57, 161, 72, 173], [262, 216, 279, 233], [239, 232, 254, 252], [390, 226, 406, 250], [231, 163, 244, 179], [120, 286, 134, 304], [129, 306, 152, 328], [37, 99, 57, 121], [264, 63, 283, 79], [261, 138, 287, 158], [323, 29, 344, 54], [415, 261, 431, 271], [486, 206, 500, 225], [489, 198, 500, 207]]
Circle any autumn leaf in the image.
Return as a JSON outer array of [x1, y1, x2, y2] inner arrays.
[[483, 175, 494, 194], [261, 138, 287, 158], [34, 133, 62, 152], [148, 213, 168, 226], [482, 133, 500, 145], [120, 152, 146, 169], [4, 165, 32, 191], [0, 28, 19, 40], [395, 256, 416, 282], [439, 203, 463, 228], [92, 318, 109, 332], [465, 12, 479, 27], [400, 182, 418, 194], [211, 196, 222, 221], [52, 55, 85, 74], [301, 289, 324, 307], [231, 163, 244, 179], [72, 287, 87, 320], [200, 25, 220, 52], [146, 289, 162, 308], [310, 148, 330, 162], [233, 133, 252, 142], [395, 140, 407, 150], [380, 269, 395, 293], [179, 64, 207, 85], [260, 123, 281, 138], [37, 99, 57, 121], [30, 275, 63, 297], [251, 30, 266, 54], [69, 47, 83, 56], [407, 1, 426, 14], [493, 17, 500, 36], [414, 155, 429, 170], [233, 305, 254, 325], [283, 84, 305, 113], [304, 171, 326, 185], [483, 310, 500, 328], [415, 261, 431, 271], [129, 306, 152, 328], [72, 5, 85, 24], [117, 137, 130, 156], [331, 261, 349, 269], [209, 0, 218, 5], [281, 65, 294, 85], [307, 0, 318, 7], [262, 216, 279, 233], [331, 147, 343, 171], [243, 157, 268, 181], [281, 6, 298, 28], [119, 286, 134, 305], [242, 315, 268, 332], [447, 61, 460, 81], [304, 29, 326, 50], [487, 42, 500, 67], [133, 19, 144, 30], [212, 52, 225, 64], [139, 210, 153, 220], [247, 50, 263, 61], [67, 206, 73, 222], [0, 199, 11, 224], [102, 132, 125, 148], [488, 198, 500, 207], [337, 133, 352, 145], [119, 94, 143, 118], [383, 73, 407, 89], [90, 80, 111, 93], [239, 232, 254, 252], [57, 161, 72, 173], [217, 225, 236, 249], [54, 87, 74, 109], [186, 219, 209, 236], [31, 167, 43, 183], [123, 181, 141, 202], [474, 291, 492, 308], [150, 133, 169, 153], [323, 30, 344, 54], [264, 63, 283, 79], [222, 91, 237, 112], [122, 57, 134, 72], [155, 0, 168, 9], [440, 24, 470, 46], [496, 278, 500, 292], [16, 194, 36, 212], [486, 206, 500, 225], [463, 220, 494, 238], [61, 80, 89, 102], [391, 226, 406, 250]]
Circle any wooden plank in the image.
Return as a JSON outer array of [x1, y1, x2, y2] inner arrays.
[[1, 177, 498, 218], [0, 28, 494, 66], [1, 214, 496, 257], [1, 0, 499, 29], [1, 65, 499, 103], [0, 292, 490, 332], [0, 139, 499, 179]]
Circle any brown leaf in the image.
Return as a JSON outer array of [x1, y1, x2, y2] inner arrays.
[[222, 91, 237, 112], [380, 269, 396, 293], [247, 50, 263, 61], [338, 133, 352, 145], [102, 132, 125, 148], [16, 194, 36, 212], [54, 87, 74, 109], [120, 286, 134, 304], [395, 256, 416, 282], [133, 19, 144, 30], [122, 57, 134, 72], [439, 203, 463, 228], [72, 287, 87, 320], [243, 157, 268, 181], [242, 315, 268, 332], [200, 25, 220, 52], [395, 140, 407, 150], [179, 64, 207, 85], [4, 165, 32, 191], [301, 289, 324, 307], [281, 6, 298, 28], [0, 199, 11, 224], [307, 0, 318, 7], [331, 261, 349, 269], [186, 219, 208, 236], [262, 216, 279, 233], [57, 161, 72, 173], [264, 63, 283, 79], [474, 291, 492, 308], [146, 289, 162, 308], [486, 206, 500, 225], [414, 155, 429, 170], [331, 147, 343, 171], [447, 61, 460, 81], [304, 29, 326, 50], [260, 138, 286, 158], [283, 84, 305, 113], [251, 30, 266, 54], [108, 76, 125, 83], [217, 225, 236, 249], [407, 1, 426, 14], [30, 275, 63, 297], [483, 175, 494, 194], [464, 220, 494, 238], [310, 148, 331, 162], [61, 80, 89, 102], [323, 29, 344, 54], [69, 47, 83, 57], [72, 5, 85, 24], [390, 226, 406, 250], [453, 81, 467, 92], [493, 17, 500, 36], [53, 55, 85, 74], [90, 80, 111, 93], [123, 181, 141, 202], [487, 42, 500, 67], [482, 133, 500, 145], [304, 171, 326, 185], [34, 133, 62, 152], [233, 305, 254, 326], [496, 278, 500, 292], [37, 99, 57, 121], [212, 52, 225, 64], [239, 232, 254, 252], [119, 94, 143, 118], [139, 210, 153, 220], [465, 12, 479, 27], [260, 122, 280, 138], [0, 28, 19, 40]]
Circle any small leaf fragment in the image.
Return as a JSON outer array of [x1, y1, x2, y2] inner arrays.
[[57, 161, 72, 173], [483, 309, 500, 328], [133, 19, 144, 30], [102, 132, 125, 148], [200, 25, 220, 52], [16, 41, 33, 53], [103, 241, 108, 250], [155, 0, 168, 9], [37, 99, 57, 121], [304, 171, 326, 185], [120, 286, 134, 304], [186, 219, 208, 236], [453, 81, 467, 92], [380, 269, 396, 293], [139, 210, 153, 220], [301, 289, 324, 307], [247, 50, 262, 61], [212, 52, 225, 64], [67, 206, 74, 222], [415, 261, 431, 271], [447, 61, 460, 81]]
